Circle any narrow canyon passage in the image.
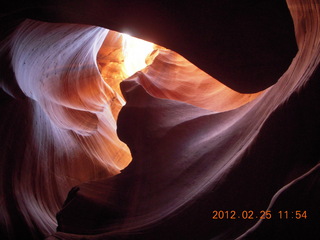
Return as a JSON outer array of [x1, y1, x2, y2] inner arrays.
[[1, 0, 320, 239]]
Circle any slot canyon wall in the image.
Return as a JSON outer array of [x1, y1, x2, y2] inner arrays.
[[1, 0, 320, 239]]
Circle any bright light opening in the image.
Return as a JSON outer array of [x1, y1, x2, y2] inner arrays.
[[122, 33, 156, 77]]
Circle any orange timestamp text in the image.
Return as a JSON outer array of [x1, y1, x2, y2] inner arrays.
[[212, 210, 307, 220]]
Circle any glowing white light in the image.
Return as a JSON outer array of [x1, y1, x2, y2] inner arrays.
[[122, 33, 155, 77]]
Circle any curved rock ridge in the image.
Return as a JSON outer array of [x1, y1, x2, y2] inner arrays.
[[134, 49, 263, 113], [0, 0, 319, 239]]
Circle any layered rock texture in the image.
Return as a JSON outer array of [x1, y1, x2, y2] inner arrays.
[[1, 0, 320, 239]]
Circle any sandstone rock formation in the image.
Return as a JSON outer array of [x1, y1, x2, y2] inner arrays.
[[1, 0, 319, 239]]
